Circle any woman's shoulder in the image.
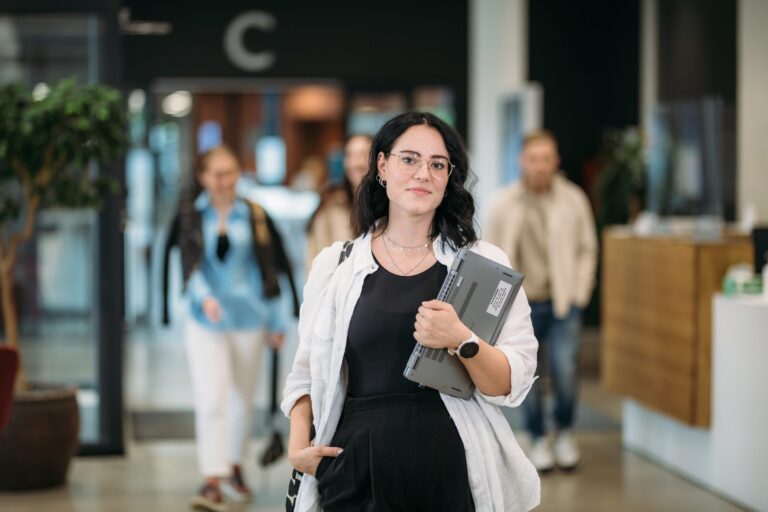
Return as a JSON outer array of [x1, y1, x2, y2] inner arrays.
[[309, 240, 348, 272], [319, 183, 352, 206], [308, 233, 361, 271], [308, 184, 352, 230]]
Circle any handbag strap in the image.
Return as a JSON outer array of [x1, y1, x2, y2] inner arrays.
[[337, 239, 354, 266]]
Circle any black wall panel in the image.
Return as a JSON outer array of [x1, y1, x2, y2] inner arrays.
[[121, 0, 469, 135], [528, 0, 640, 186], [658, 0, 736, 103]]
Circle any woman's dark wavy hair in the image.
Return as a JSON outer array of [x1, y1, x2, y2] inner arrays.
[[352, 112, 477, 251]]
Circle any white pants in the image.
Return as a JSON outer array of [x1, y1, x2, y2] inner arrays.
[[185, 318, 266, 477]]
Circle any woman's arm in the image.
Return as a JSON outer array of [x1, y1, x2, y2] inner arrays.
[[458, 335, 512, 396], [282, 241, 351, 477], [287, 395, 343, 476], [281, 243, 346, 417], [188, 269, 223, 324], [414, 243, 538, 403], [414, 300, 511, 396]]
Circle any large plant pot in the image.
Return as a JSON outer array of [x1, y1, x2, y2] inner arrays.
[[0, 385, 80, 490]]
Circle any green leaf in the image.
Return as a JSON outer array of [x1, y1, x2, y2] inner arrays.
[[0, 78, 127, 225]]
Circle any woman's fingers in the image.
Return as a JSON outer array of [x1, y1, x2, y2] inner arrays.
[[421, 299, 453, 312], [415, 305, 467, 350], [315, 446, 344, 457], [292, 445, 344, 475]]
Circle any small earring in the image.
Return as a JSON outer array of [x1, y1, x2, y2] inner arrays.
[[377, 174, 387, 188]]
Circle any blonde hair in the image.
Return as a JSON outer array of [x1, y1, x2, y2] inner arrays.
[[522, 130, 559, 152], [197, 145, 239, 174]]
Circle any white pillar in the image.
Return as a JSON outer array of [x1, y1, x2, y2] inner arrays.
[[469, 0, 527, 227], [738, 0, 768, 223]]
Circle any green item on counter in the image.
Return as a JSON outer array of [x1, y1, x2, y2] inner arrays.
[[723, 275, 763, 295]]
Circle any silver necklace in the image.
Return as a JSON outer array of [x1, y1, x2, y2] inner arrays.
[[382, 235, 432, 275], [383, 231, 429, 252]]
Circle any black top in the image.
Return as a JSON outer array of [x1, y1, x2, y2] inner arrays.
[[345, 256, 447, 398], [216, 233, 230, 261]]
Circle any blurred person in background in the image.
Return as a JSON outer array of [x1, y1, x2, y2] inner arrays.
[[305, 134, 372, 269], [178, 145, 297, 511], [283, 113, 540, 511], [485, 130, 597, 473], [290, 155, 327, 192]]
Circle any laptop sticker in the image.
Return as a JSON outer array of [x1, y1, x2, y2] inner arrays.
[[486, 281, 512, 317]]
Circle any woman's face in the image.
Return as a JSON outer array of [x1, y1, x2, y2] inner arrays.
[[199, 152, 241, 202], [343, 135, 371, 189], [376, 124, 450, 220]]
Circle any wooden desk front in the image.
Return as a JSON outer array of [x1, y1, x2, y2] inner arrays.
[[601, 230, 752, 426]]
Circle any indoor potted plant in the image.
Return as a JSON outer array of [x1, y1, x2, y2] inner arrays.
[[593, 126, 645, 229], [0, 78, 126, 490]]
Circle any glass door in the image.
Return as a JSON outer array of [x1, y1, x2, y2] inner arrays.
[[0, 12, 124, 454]]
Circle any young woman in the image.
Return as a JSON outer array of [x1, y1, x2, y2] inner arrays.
[[305, 134, 372, 269], [179, 146, 295, 511], [282, 113, 540, 511]]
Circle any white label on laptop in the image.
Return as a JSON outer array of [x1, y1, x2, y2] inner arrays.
[[486, 281, 512, 317]]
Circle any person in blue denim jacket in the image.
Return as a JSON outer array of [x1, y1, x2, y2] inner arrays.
[[179, 145, 297, 511]]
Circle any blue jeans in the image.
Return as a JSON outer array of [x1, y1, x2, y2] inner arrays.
[[523, 300, 582, 439]]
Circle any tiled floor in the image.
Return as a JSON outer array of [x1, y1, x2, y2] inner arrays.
[[0, 438, 288, 512], [4, 326, 746, 511], [1, 431, 743, 512], [538, 432, 742, 512]]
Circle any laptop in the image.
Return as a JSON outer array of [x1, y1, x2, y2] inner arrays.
[[403, 248, 524, 399]]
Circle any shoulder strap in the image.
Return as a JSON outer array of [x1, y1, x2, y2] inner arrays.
[[263, 211, 300, 317], [161, 212, 181, 325], [338, 240, 354, 266], [247, 200, 272, 246], [245, 199, 280, 298]]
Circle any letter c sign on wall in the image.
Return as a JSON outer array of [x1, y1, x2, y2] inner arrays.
[[223, 11, 276, 72]]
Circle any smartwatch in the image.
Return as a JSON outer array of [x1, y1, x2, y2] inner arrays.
[[456, 332, 480, 359]]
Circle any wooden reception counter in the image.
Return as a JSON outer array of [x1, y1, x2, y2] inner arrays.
[[601, 228, 752, 427]]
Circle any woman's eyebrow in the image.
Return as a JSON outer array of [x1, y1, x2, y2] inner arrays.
[[397, 149, 450, 159]]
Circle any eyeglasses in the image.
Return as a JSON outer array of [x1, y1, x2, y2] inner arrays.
[[386, 152, 454, 181]]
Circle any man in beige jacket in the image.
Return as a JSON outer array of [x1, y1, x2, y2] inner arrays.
[[485, 130, 597, 473]]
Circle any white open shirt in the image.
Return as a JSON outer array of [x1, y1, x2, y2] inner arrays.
[[282, 232, 541, 511]]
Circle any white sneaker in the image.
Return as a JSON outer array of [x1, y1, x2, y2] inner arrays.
[[220, 479, 252, 503], [529, 437, 555, 473], [554, 430, 581, 471]]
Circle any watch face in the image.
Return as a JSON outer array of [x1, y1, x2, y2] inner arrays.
[[459, 340, 480, 358]]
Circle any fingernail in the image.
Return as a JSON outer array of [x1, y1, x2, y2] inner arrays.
[[337, 449, 344, 455]]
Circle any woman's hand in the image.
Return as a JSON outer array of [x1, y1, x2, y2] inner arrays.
[[267, 331, 285, 349], [414, 300, 472, 350], [202, 297, 222, 323], [288, 444, 344, 476], [415, 300, 512, 395]]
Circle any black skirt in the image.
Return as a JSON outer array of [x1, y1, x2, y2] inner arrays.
[[315, 392, 474, 512]]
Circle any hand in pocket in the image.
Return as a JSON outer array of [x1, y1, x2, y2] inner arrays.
[[288, 445, 344, 476]]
